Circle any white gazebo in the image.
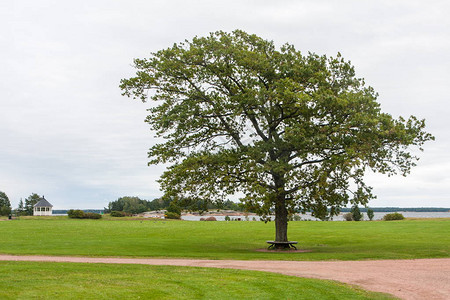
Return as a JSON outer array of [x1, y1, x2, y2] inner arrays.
[[33, 196, 53, 216]]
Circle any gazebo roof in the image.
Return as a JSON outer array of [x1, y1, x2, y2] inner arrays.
[[34, 196, 53, 207]]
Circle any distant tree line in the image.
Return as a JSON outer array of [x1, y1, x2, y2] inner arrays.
[[1, 192, 55, 216], [104, 196, 171, 214], [2, 191, 246, 217], [104, 196, 246, 215], [3, 192, 42, 216], [4, 191, 108, 216]]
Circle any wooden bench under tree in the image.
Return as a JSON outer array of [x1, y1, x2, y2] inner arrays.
[[266, 241, 298, 250]]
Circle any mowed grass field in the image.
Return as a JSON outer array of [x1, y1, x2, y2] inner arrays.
[[0, 217, 449, 260], [0, 261, 394, 299]]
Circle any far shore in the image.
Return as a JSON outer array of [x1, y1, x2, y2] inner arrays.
[[140, 210, 257, 218]]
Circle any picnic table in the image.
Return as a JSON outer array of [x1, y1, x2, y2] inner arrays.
[[266, 241, 298, 250]]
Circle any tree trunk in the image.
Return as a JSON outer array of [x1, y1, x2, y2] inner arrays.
[[274, 195, 288, 245], [271, 170, 291, 249]]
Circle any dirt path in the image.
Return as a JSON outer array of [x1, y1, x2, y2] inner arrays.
[[0, 255, 449, 300]]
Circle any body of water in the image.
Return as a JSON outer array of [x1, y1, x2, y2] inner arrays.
[[50, 211, 450, 220], [181, 211, 450, 221]]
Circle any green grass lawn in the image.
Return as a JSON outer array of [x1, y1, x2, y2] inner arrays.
[[0, 217, 448, 260], [0, 261, 394, 299]]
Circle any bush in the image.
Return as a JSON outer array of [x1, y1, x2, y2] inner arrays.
[[164, 212, 181, 219], [224, 215, 230, 221], [367, 208, 374, 221], [68, 210, 102, 219], [67, 209, 85, 219], [84, 212, 102, 219], [0, 206, 11, 216], [383, 212, 405, 221], [343, 212, 353, 221], [110, 211, 127, 217], [351, 205, 363, 221], [205, 216, 217, 221], [167, 202, 182, 215]]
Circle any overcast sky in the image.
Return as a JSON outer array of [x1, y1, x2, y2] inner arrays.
[[1, 0, 449, 209]]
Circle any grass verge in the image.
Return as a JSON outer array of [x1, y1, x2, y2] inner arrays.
[[0, 261, 395, 299]]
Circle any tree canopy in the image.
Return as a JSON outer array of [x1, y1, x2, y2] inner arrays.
[[0, 191, 11, 216], [16, 199, 25, 216], [24, 193, 41, 216], [120, 30, 433, 244], [106, 196, 156, 214]]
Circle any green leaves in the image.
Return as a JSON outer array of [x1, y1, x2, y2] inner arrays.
[[121, 30, 433, 220], [0, 191, 11, 216]]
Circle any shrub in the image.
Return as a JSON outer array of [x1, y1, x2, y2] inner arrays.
[[84, 212, 102, 219], [343, 212, 353, 221], [383, 212, 405, 221], [367, 208, 374, 221], [0, 206, 11, 216], [199, 217, 205, 221], [293, 214, 302, 221], [110, 211, 127, 217], [224, 215, 230, 221], [167, 202, 182, 215], [164, 212, 181, 219], [351, 205, 363, 221], [67, 209, 85, 219], [205, 216, 217, 221], [68, 210, 102, 219]]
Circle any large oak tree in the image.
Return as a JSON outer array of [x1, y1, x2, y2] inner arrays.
[[120, 30, 433, 245]]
